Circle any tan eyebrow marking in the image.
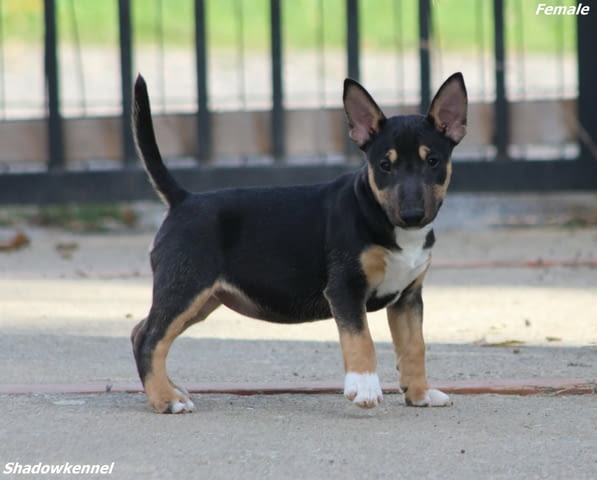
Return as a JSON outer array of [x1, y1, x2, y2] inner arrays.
[[418, 145, 430, 161], [386, 149, 398, 163]]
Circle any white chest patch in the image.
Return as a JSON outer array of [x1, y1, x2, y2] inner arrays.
[[374, 224, 433, 299]]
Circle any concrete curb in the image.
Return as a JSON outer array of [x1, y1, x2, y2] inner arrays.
[[1, 378, 594, 396]]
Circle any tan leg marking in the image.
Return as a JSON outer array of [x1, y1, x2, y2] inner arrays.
[[386, 272, 428, 404], [180, 295, 221, 334], [144, 288, 216, 413], [213, 280, 262, 318], [387, 269, 450, 407], [338, 322, 382, 408], [338, 326, 377, 374]]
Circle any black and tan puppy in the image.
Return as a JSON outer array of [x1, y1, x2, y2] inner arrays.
[[131, 73, 467, 413]]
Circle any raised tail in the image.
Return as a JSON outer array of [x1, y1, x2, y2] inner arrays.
[[133, 74, 189, 208]]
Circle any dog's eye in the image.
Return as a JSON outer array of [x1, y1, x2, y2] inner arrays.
[[427, 155, 440, 168], [379, 159, 392, 172]]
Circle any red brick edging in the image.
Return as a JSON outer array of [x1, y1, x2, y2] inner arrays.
[[433, 258, 597, 269], [0, 378, 594, 396]]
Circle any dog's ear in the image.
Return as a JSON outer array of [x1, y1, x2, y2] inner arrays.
[[343, 78, 386, 148], [427, 72, 468, 144]]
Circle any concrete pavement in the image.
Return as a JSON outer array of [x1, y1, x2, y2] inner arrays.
[[0, 199, 595, 479]]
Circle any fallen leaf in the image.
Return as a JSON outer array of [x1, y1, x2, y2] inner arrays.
[[545, 336, 562, 342], [0, 231, 30, 252]]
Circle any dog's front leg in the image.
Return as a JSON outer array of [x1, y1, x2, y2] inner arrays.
[[325, 285, 382, 408], [386, 275, 451, 407], [338, 324, 383, 408]]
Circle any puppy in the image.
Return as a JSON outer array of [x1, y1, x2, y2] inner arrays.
[[131, 73, 467, 413]]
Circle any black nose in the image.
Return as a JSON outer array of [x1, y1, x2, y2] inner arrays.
[[400, 209, 425, 227]]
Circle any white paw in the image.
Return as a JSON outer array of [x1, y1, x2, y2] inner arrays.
[[407, 388, 451, 407], [169, 396, 195, 414], [344, 372, 383, 408]]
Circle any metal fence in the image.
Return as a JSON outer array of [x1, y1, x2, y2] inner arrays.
[[0, 0, 595, 204]]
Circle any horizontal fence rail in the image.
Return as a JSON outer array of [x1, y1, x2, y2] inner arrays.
[[0, 0, 595, 204], [0, 100, 579, 165]]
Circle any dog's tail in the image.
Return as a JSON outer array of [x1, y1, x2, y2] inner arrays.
[[133, 74, 189, 208]]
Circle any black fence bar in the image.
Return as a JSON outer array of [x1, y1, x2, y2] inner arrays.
[[492, 0, 508, 161], [270, 0, 284, 161], [576, 10, 597, 163], [346, 0, 359, 81], [194, 0, 211, 162], [418, 0, 431, 112], [43, 0, 64, 170], [344, 0, 360, 159], [118, 0, 136, 165]]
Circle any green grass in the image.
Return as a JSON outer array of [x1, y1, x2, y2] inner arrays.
[[0, 0, 577, 53]]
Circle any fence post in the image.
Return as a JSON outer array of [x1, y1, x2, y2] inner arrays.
[[492, 0, 509, 161], [346, 0, 359, 82], [577, 10, 597, 163], [194, 0, 211, 163], [344, 0, 360, 160], [118, 0, 136, 166], [43, 0, 64, 171], [270, 0, 284, 162], [418, 0, 431, 113]]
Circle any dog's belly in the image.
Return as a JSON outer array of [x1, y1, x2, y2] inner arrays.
[[214, 281, 331, 324]]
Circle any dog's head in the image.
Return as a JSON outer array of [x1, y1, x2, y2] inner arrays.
[[343, 73, 467, 229]]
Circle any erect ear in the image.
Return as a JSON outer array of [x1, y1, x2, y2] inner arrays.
[[343, 78, 386, 148], [427, 72, 468, 144]]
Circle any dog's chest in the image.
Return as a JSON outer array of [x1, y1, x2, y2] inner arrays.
[[362, 225, 432, 308]]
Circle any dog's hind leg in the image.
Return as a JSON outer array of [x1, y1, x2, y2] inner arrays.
[[131, 286, 220, 413], [386, 273, 451, 407]]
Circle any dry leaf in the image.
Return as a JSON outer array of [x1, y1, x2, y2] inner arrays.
[[0, 231, 30, 252]]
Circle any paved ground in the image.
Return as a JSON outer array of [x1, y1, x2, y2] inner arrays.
[[1, 393, 595, 480], [0, 195, 596, 479]]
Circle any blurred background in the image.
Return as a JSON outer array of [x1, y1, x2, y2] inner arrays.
[[0, 0, 595, 203]]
